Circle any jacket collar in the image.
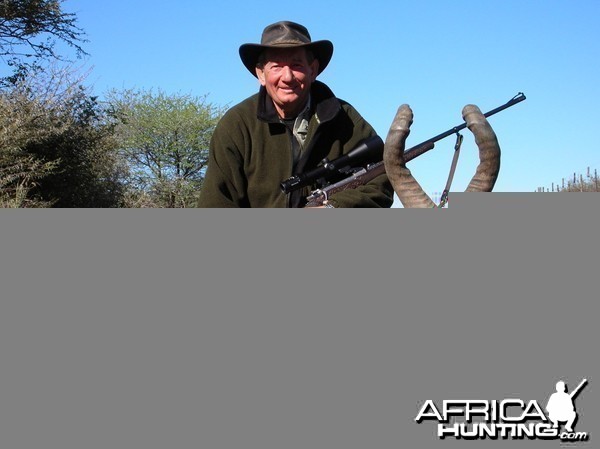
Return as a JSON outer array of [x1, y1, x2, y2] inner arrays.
[[256, 81, 341, 125]]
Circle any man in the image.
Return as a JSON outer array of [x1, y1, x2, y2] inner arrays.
[[199, 21, 394, 208], [546, 381, 577, 432]]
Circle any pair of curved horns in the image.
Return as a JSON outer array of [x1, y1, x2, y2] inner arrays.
[[383, 105, 501, 208]]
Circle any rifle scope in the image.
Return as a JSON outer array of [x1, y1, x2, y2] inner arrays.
[[280, 135, 384, 194]]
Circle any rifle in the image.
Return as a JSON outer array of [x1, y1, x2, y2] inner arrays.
[[280, 93, 526, 207], [569, 378, 588, 400]]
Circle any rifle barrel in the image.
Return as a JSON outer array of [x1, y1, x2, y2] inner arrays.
[[403, 92, 526, 163], [569, 378, 588, 399]]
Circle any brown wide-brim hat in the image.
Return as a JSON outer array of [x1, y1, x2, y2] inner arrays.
[[239, 21, 334, 77]]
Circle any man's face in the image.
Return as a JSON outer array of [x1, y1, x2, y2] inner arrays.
[[256, 47, 319, 119]]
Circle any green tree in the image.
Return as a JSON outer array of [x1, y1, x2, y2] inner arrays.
[[109, 89, 226, 208], [1, 66, 65, 207], [0, 0, 86, 67], [1, 65, 127, 207]]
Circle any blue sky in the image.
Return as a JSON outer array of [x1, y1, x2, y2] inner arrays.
[[4, 0, 600, 200]]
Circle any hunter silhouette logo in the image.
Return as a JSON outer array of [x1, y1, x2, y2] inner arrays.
[[415, 378, 590, 442], [546, 378, 587, 433]]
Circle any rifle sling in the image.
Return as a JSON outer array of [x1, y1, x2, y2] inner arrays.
[[438, 132, 463, 208]]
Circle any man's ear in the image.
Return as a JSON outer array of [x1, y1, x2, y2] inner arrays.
[[256, 67, 267, 86], [310, 59, 320, 82]]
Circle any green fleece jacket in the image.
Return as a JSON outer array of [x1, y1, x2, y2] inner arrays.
[[199, 81, 394, 208]]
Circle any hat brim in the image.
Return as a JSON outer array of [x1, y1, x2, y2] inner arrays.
[[239, 40, 334, 77]]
